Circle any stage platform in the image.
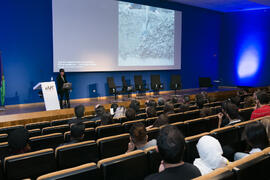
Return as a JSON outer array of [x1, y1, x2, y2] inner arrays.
[[0, 87, 239, 127]]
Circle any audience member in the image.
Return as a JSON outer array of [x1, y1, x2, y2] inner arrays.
[[171, 96, 178, 104], [234, 122, 269, 160], [261, 116, 270, 141], [218, 102, 242, 128], [110, 103, 118, 114], [250, 91, 270, 120], [164, 102, 174, 115], [69, 104, 85, 125], [200, 106, 212, 118], [90, 104, 106, 121], [145, 125, 201, 180], [230, 96, 241, 108], [8, 128, 31, 156], [146, 106, 157, 118], [126, 123, 156, 152], [158, 97, 165, 106], [193, 136, 228, 175], [129, 100, 140, 114], [125, 108, 136, 121], [61, 124, 85, 146], [243, 96, 255, 108], [146, 99, 157, 108], [101, 112, 114, 125], [152, 114, 169, 128]]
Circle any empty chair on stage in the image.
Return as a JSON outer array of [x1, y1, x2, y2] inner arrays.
[[170, 75, 182, 95], [151, 75, 163, 95], [134, 75, 148, 95], [199, 77, 212, 88], [122, 76, 133, 98], [107, 77, 119, 100]]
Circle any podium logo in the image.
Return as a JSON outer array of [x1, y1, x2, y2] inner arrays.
[[45, 85, 55, 91]]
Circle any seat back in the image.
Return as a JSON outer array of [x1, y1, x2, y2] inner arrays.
[[193, 167, 235, 180], [0, 142, 9, 159], [95, 123, 123, 139], [122, 119, 145, 133], [51, 119, 70, 126], [29, 133, 64, 151], [4, 148, 56, 179], [28, 128, 42, 137], [146, 117, 158, 126], [210, 126, 239, 147], [239, 107, 254, 121], [25, 121, 50, 130], [144, 146, 162, 174], [147, 127, 160, 141], [136, 113, 147, 120], [83, 120, 96, 128], [0, 134, 8, 143], [171, 122, 187, 136], [42, 125, 70, 135], [185, 118, 209, 136], [98, 150, 148, 180], [56, 141, 99, 169], [97, 133, 130, 159], [168, 112, 183, 124], [64, 128, 95, 142], [0, 125, 24, 135], [183, 109, 200, 121], [37, 163, 101, 180]]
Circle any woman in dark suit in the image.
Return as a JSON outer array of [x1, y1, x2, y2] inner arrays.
[[56, 69, 70, 109]]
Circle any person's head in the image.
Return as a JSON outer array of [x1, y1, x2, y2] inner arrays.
[[230, 96, 241, 107], [196, 135, 227, 169], [196, 98, 205, 109], [171, 97, 178, 104], [129, 100, 140, 114], [146, 99, 157, 108], [8, 128, 30, 153], [255, 91, 270, 106], [75, 105, 85, 118], [221, 102, 240, 120], [261, 117, 270, 141], [158, 97, 165, 106], [244, 96, 255, 108], [179, 103, 189, 112], [129, 123, 148, 146], [125, 108, 136, 121], [164, 102, 174, 115], [244, 122, 269, 150], [70, 124, 85, 141], [95, 104, 105, 117], [101, 112, 113, 125], [111, 103, 118, 113], [200, 107, 212, 117], [59, 68, 65, 76], [146, 106, 157, 118], [157, 125, 185, 164], [153, 114, 169, 128]]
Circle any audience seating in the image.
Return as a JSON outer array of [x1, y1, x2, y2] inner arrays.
[[122, 119, 145, 132], [97, 133, 130, 159], [239, 107, 254, 121], [28, 128, 42, 137], [193, 167, 234, 180], [171, 122, 187, 136], [144, 146, 161, 174], [95, 123, 123, 139], [156, 110, 164, 116], [146, 117, 158, 126], [55, 140, 99, 169], [64, 128, 95, 142], [98, 150, 148, 180], [168, 112, 183, 124], [0, 134, 8, 143], [42, 125, 70, 135], [182, 109, 200, 121], [25, 121, 51, 130], [29, 133, 64, 151], [0, 142, 9, 159], [0, 125, 24, 135], [51, 119, 71, 126], [83, 121, 96, 128], [147, 127, 160, 141], [37, 163, 101, 180], [0, 161, 3, 180], [184, 132, 210, 163], [136, 113, 147, 120], [4, 148, 56, 179], [156, 105, 164, 111]]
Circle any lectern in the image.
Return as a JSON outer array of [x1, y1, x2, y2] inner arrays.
[[33, 81, 60, 111]]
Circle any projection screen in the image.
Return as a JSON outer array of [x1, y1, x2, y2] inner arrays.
[[52, 0, 182, 72]]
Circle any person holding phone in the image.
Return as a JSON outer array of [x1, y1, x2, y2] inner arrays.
[[56, 69, 70, 109]]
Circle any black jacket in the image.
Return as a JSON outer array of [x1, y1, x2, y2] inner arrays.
[[56, 75, 67, 93]]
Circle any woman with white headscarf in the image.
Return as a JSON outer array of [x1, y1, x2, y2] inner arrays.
[[193, 135, 229, 175]]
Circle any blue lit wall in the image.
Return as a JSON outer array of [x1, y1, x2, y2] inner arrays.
[[0, 0, 221, 105], [219, 9, 270, 87]]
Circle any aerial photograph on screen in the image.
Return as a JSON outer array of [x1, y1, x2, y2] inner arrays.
[[118, 2, 175, 66]]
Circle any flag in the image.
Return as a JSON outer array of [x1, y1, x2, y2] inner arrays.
[[0, 51, 5, 106]]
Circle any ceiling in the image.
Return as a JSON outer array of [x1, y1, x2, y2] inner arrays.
[[169, 0, 270, 12]]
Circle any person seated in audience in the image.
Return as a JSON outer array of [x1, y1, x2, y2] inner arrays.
[[145, 99, 157, 108], [193, 135, 228, 175], [158, 97, 165, 106], [110, 103, 118, 115], [7, 128, 31, 156], [146, 106, 157, 118], [125, 108, 136, 121], [243, 96, 255, 108], [129, 100, 140, 114], [218, 102, 242, 128], [200, 106, 212, 117], [126, 123, 156, 152], [152, 114, 169, 128], [163, 102, 174, 116], [61, 124, 85, 146], [178, 95, 190, 112], [101, 112, 114, 125], [145, 125, 201, 180], [230, 96, 241, 108], [113, 105, 126, 119], [250, 91, 270, 120], [196, 97, 205, 109], [261, 116, 270, 141], [234, 122, 269, 160], [171, 96, 178, 104], [91, 104, 106, 121], [69, 104, 85, 125]]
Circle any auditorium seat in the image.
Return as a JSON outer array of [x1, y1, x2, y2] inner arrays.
[[206, 115, 220, 131], [4, 148, 57, 179], [95, 123, 123, 139], [239, 107, 254, 121], [156, 110, 164, 116], [42, 124, 70, 135], [146, 117, 158, 126], [0, 142, 9, 159], [55, 140, 99, 169], [227, 152, 270, 180], [0, 133, 8, 143], [64, 128, 95, 142], [262, 147, 270, 155], [28, 128, 42, 137], [144, 146, 161, 174], [193, 167, 235, 180], [51, 119, 70, 126], [97, 133, 130, 159], [156, 105, 164, 111], [185, 118, 209, 136], [37, 163, 101, 180], [0, 125, 24, 134], [139, 107, 146, 114], [122, 119, 146, 132], [136, 113, 147, 120], [184, 132, 210, 163], [147, 127, 160, 141], [25, 121, 51, 130], [98, 150, 148, 180], [0, 160, 3, 180], [95, 120, 102, 127], [29, 133, 64, 151], [171, 122, 187, 136], [182, 109, 200, 121], [168, 113, 183, 124], [83, 120, 96, 128]]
